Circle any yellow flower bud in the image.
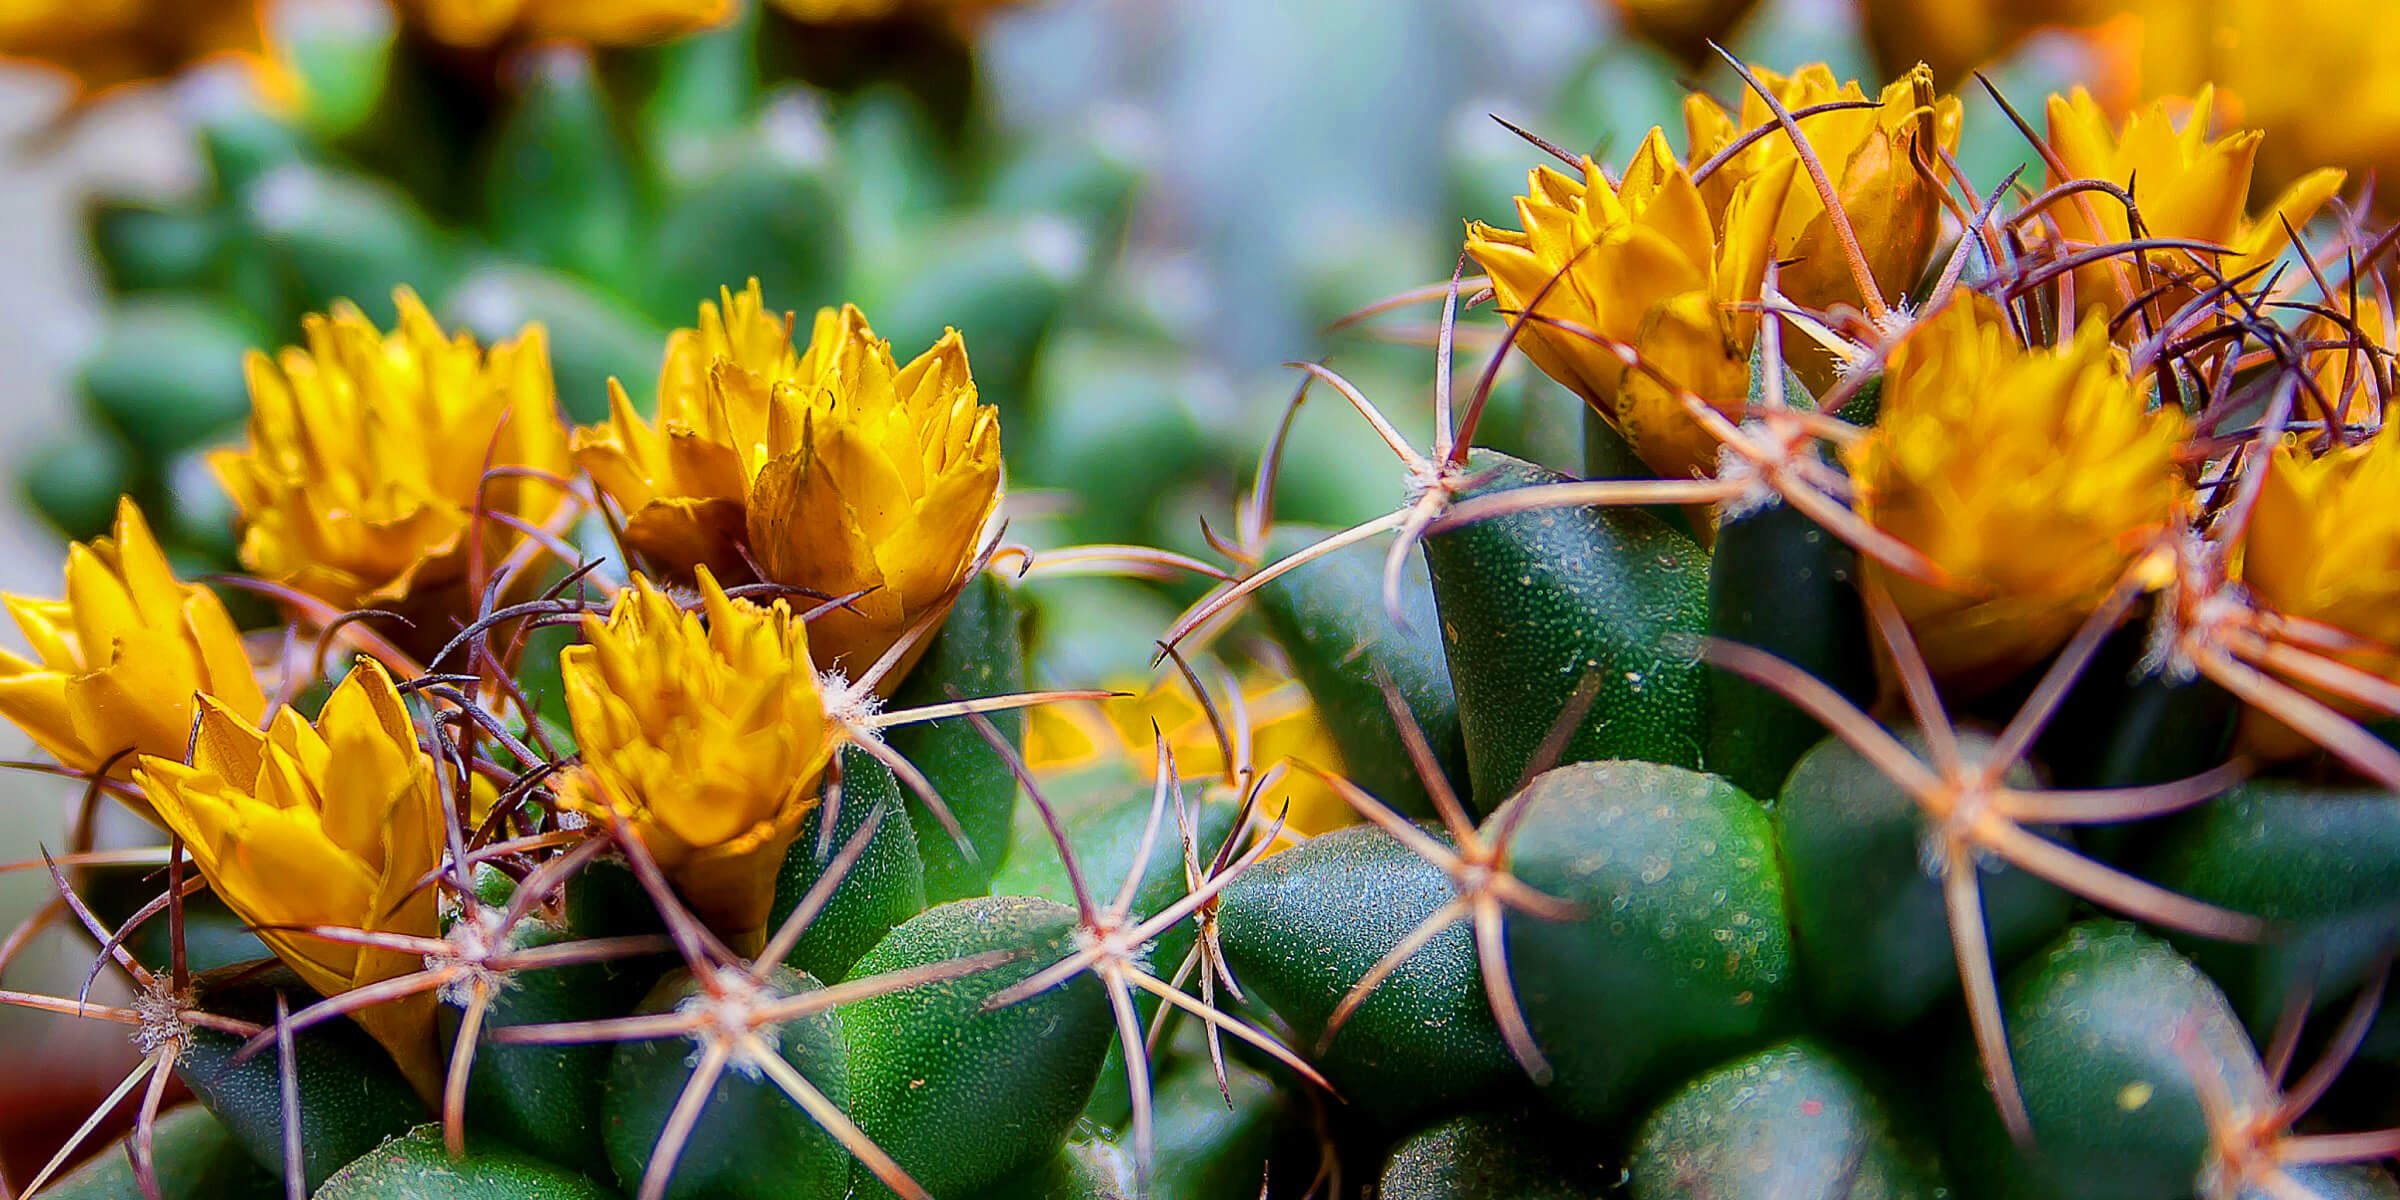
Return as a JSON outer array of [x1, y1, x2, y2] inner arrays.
[[400, 0, 731, 47], [2238, 421, 2400, 758], [1467, 128, 1793, 483], [575, 284, 1003, 685], [136, 659, 444, 1096], [1684, 63, 1961, 337], [1845, 295, 2187, 687], [558, 569, 839, 947], [0, 498, 264, 792], [211, 289, 575, 619], [2044, 86, 2344, 328]]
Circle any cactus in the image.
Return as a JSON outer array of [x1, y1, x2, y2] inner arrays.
[[7, 6, 2400, 1200]]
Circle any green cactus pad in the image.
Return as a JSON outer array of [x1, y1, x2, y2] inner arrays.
[[1704, 502, 1872, 800], [884, 570, 1030, 902], [314, 1124, 617, 1199], [38, 1103, 280, 1200], [1628, 1038, 1944, 1200], [769, 745, 930, 982], [1380, 1111, 1597, 1199]]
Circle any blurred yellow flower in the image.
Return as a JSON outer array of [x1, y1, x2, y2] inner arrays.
[[1467, 128, 1793, 482], [400, 0, 731, 47], [1026, 674, 1357, 842], [576, 284, 1003, 685], [1608, 0, 1759, 66], [2238, 422, 2400, 758], [136, 658, 442, 1096], [768, 0, 1020, 23], [0, 0, 272, 99], [1845, 295, 2187, 686], [2043, 87, 2344, 328], [1685, 62, 1960, 356], [1858, 0, 2110, 86], [557, 569, 838, 948], [2099, 0, 2400, 201], [0, 498, 263, 790], [212, 288, 574, 619]]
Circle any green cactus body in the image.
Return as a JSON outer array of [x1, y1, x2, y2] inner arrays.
[[840, 896, 1113, 1198], [1423, 449, 1711, 809], [885, 570, 1030, 902], [1704, 502, 1872, 800], [768, 746, 930, 982], [602, 967, 853, 1200], [1379, 1111, 1596, 1200], [39, 1104, 280, 1200], [1216, 821, 1523, 1126], [1255, 522, 1465, 817], [1628, 1038, 1945, 1200], [314, 1124, 618, 1199], [1496, 760, 1795, 1124]]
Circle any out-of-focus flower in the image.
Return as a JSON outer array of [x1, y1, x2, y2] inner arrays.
[[1607, 0, 1760, 66], [211, 288, 574, 618], [2238, 421, 2400, 758], [2299, 295, 2394, 429], [1684, 63, 1961, 336], [1026, 674, 1356, 842], [557, 569, 838, 948], [768, 0, 1021, 24], [1857, 0, 2110, 86], [0, 498, 263, 790], [575, 284, 1003, 684], [2096, 0, 2400, 201], [2043, 87, 2344, 328], [1845, 295, 2186, 687], [0, 0, 272, 100], [136, 658, 443, 1095], [399, 0, 731, 47], [1467, 128, 1792, 482]]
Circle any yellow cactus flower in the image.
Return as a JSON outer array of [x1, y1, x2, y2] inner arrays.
[[2101, 0, 2400, 200], [2043, 87, 2344, 328], [1026, 674, 1357, 842], [212, 288, 574, 620], [1608, 0, 1760, 66], [0, 0, 272, 100], [1845, 295, 2188, 687], [575, 284, 1003, 684], [0, 498, 264, 791], [2237, 422, 2400, 758], [557, 569, 839, 948], [1467, 127, 1793, 482], [135, 658, 443, 1096], [1857, 0, 2111, 85], [1684, 63, 1961, 332], [400, 0, 731, 47]]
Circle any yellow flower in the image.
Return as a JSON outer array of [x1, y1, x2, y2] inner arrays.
[[2043, 86, 2344, 327], [1467, 128, 1793, 482], [212, 288, 574, 619], [2238, 421, 2400, 757], [0, 0, 272, 100], [575, 284, 1003, 684], [768, 0, 1020, 23], [1857, 0, 2110, 84], [1608, 0, 1760, 66], [0, 498, 263, 792], [1845, 295, 2187, 686], [2101, 0, 2400, 201], [399, 0, 731, 47], [1026, 674, 1357, 842], [557, 569, 838, 947], [136, 658, 443, 1096], [1684, 63, 1961, 337]]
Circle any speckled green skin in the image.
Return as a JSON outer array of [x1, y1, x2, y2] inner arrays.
[[1943, 922, 2265, 1200], [1217, 822, 1521, 1127], [1496, 760, 1794, 1124], [443, 916, 658, 1166], [602, 967, 850, 1200], [1423, 449, 1710, 811], [769, 746, 929, 982], [175, 965, 428, 1191], [1255, 523, 1463, 818], [1629, 1039, 1944, 1200], [1776, 729, 2067, 1028], [886, 571, 1028, 901], [1379, 1111, 1594, 1199], [41, 1104, 280, 1200], [1704, 502, 1871, 801], [841, 896, 1112, 1198], [2141, 781, 2400, 1028], [314, 1125, 617, 1199]]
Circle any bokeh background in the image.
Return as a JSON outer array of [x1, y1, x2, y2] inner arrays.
[[0, 0, 2206, 1177]]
